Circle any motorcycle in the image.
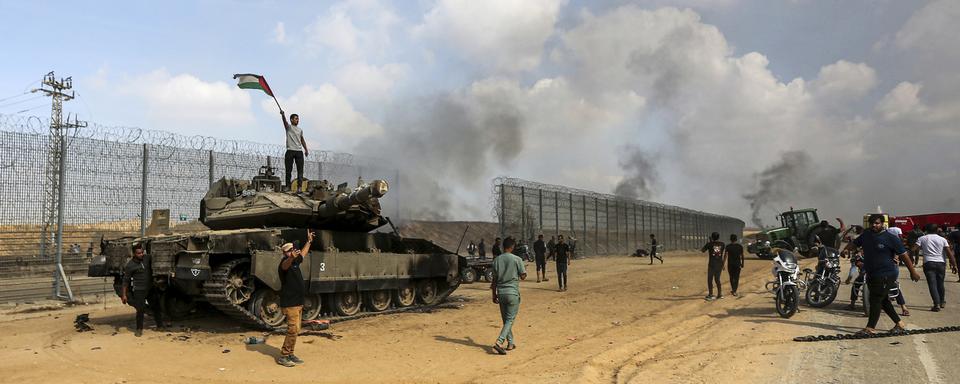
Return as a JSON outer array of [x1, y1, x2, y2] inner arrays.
[[803, 247, 841, 307], [765, 248, 803, 318]]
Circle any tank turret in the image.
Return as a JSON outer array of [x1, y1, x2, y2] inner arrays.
[[200, 165, 389, 231]]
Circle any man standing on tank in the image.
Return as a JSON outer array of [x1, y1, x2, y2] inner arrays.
[[490, 237, 526, 355], [725, 234, 745, 297], [280, 111, 309, 191], [276, 231, 314, 367], [121, 243, 164, 337], [492, 237, 503, 257], [478, 238, 487, 260], [533, 234, 548, 283], [554, 235, 571, 291]]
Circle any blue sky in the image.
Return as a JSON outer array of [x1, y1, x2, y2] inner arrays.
[[1, 0, 957, 223]]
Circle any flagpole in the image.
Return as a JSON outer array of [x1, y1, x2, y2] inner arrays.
[[272, 95, 283, 112]]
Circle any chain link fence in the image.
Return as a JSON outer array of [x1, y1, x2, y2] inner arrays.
[[493, 177, 744, 256], [0, 114, 400, 288]]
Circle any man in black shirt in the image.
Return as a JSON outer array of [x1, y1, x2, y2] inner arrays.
[[649, 234, 662, 265], [533, 234, 548, 283], [724, 234, 745, 297], [950, 224, 960, 282], [492, 237, 502, 257], [554, 235, 571, 291], [701, 232, 725, 301], [478, 238, 487, 259], [121, 243, 164, 337], [276, 231, 314, 367]]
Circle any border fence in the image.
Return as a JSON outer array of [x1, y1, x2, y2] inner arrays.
[[0, 114, 399, 300], [493, 177, 744, 256]]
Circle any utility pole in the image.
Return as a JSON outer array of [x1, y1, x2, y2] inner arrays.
[[36, 71, 85, 301]]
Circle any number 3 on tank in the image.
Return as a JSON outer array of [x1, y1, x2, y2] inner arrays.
[[318, 262, 325, 272]]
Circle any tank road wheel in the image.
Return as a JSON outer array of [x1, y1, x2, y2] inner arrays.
[[460, 268, 477, 284], [483, 268, 495, 283], [334, 291, 362, 316], [394, 283, 416, 307], [224, 262, 255, 305], [302, 294, 323, 320], [365, 290, 392, 312], [249, 288, 286, 328], [416, 280, 439, 305]]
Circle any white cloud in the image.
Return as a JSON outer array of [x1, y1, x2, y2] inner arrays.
[[273, 22, 287, 44], [876, 81, 960, 125], [303, 0, 400, 59], [415, 0, 564, 73], [263, 84, 384, 150], [333, 62, 408, 100], [118, 69, 254, 135], [810, 60, 877, 103]]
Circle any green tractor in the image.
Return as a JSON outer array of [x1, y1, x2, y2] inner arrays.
[[747, 208, 839, 259]]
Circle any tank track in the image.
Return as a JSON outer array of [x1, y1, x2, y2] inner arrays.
[[202, 257, 462, 331], [793, 325, 960, 342]]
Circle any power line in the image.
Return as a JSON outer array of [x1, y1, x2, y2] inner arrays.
[[0, 95, 44, 109], [13, 103, 49, 114], [0, 91, 32, 104]]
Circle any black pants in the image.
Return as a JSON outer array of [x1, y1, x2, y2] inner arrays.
[[535, 255, 546, 272], [130, 289, 163, 330], [650, 249, 662, 264], [923, 262, 946, 306], [707, 262, 722, 296], [728, 266, 741, 293], [556, 262, 568, 289], [866, 276, 901, 328], [284, 150, 305, 189]]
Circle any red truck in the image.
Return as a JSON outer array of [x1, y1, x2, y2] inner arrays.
[[890, 213, 960, 234]]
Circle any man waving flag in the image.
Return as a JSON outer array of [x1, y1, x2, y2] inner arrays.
[[234, 73, 281, 110]]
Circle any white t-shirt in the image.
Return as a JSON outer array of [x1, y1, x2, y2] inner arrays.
[[886, 227, 902, 238], [285, 124, 304, 151], [916, 234, 949, 263]]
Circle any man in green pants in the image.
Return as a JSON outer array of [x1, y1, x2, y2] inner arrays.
[[490, 237, 526, 355]]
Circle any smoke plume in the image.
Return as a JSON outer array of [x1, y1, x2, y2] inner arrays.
[[742, 151, 812, 228], [613, 147, 658, 200]]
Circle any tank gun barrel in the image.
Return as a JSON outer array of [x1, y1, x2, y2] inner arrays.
[[317, 179, 388, 218]]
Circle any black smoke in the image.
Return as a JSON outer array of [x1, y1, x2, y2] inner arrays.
[[613, 147, 658, 200], [742, 151, 812, 228]]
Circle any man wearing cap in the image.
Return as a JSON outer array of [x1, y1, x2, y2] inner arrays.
[[276, 231, 314, 367]]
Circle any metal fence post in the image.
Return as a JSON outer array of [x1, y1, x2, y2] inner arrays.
[[569, 193, 574, 239], [208, 150, 214, 186], [140, 143, 148, 237], [605, 199, 610, 254], [538, 188, 543, 232], [582, 195, 587, 255], [53, 135, 73, 301], [554, 191, 559, 237], [499, 184, 505, 237], [520, 186, 526, 240]]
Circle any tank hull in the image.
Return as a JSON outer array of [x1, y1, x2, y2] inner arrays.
[[89, 227, 462, 329]]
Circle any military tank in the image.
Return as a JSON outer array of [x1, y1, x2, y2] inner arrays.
[[88, 165, 464, 329]]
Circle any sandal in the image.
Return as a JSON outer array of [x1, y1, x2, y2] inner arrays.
[[493, 344, 507, 355], [854, 329, 876, 337], [506, 344, 516, 351], [889, 325, 907, 336]]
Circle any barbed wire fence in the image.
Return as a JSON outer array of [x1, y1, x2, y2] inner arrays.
[[0, 114, 400, 298], [492, 177, 745, 256]]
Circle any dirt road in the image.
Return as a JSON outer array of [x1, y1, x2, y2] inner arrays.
[[1, 252, 957, 384]]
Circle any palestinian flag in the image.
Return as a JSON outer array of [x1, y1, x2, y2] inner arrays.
[[233, 74, 274, 97]]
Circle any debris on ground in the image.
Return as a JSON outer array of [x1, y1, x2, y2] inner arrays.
[[74, 314, 93, 332]]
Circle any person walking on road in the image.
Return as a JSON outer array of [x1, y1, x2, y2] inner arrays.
[[533, 234, 548, 283], [649, 234, 663, 264], [725, 234, 745, 297], [913, 224, 957, 312], [547, 236, 556, 260], [275, 231, 314, 367], [121, 243, 164, 337], [492, 237, 503, 258], [701, 232, 725, 301], [490, 237, 526, 355], [279, 111, 309, 191], [554, 235, 571, 291], [843, 214, 921, 336], [948, 224, 960, 282]]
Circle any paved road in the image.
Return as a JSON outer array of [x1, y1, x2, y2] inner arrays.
[[784, 267, 960, 384]]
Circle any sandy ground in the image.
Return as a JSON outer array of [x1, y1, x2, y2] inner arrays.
[[1, 252, 957, 384]]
